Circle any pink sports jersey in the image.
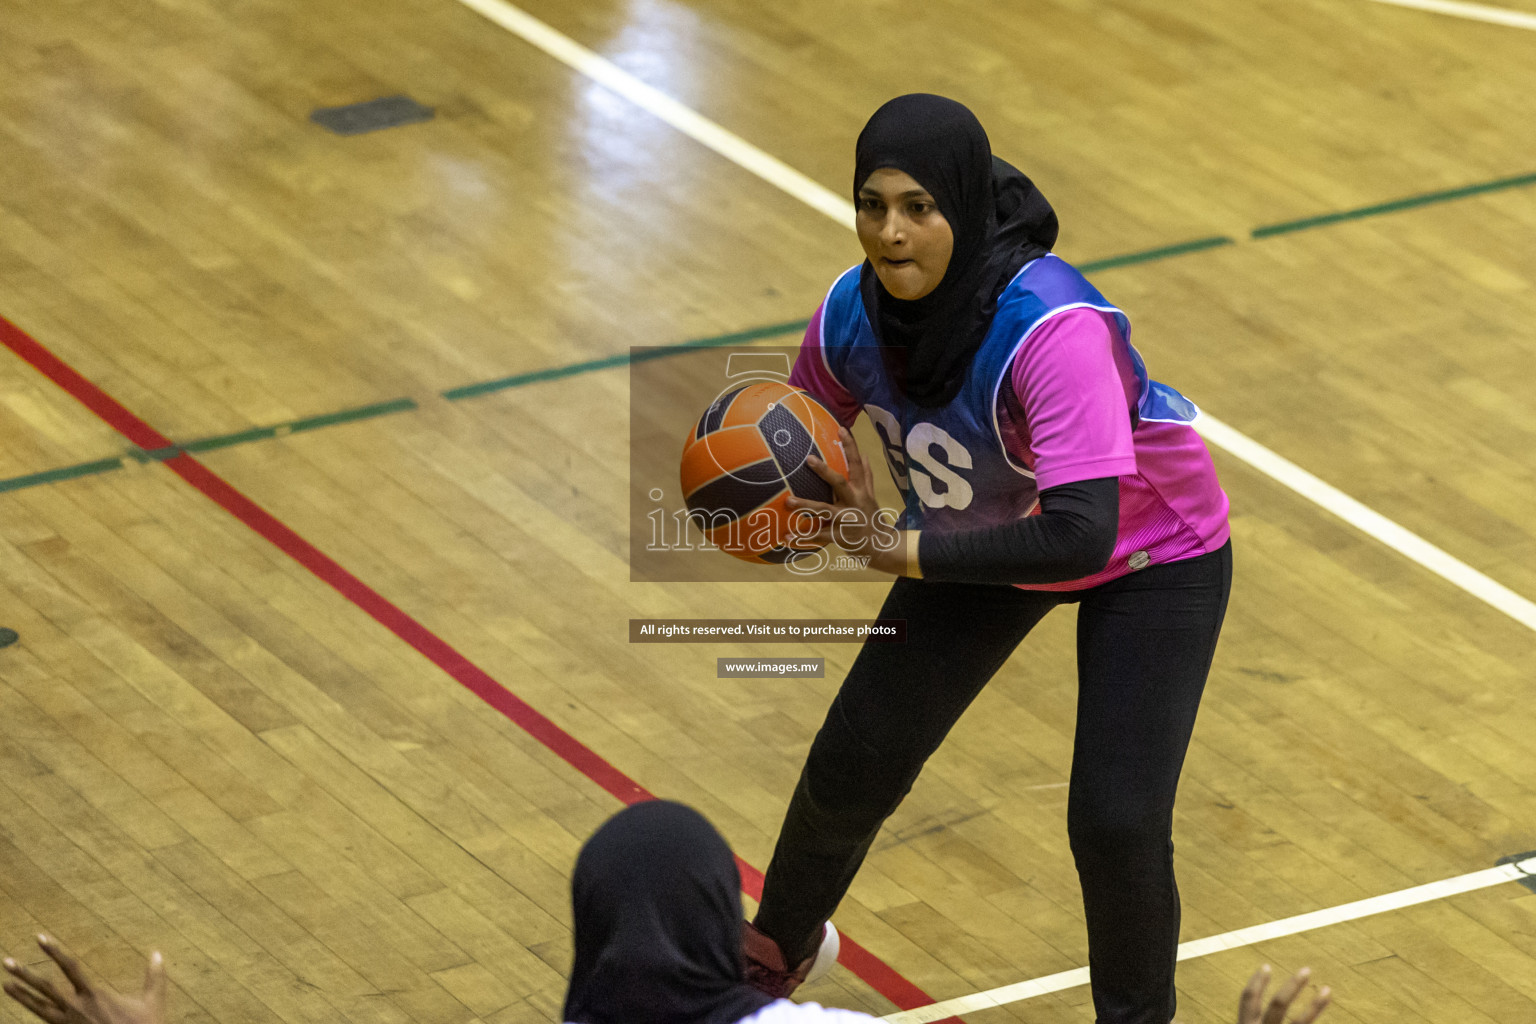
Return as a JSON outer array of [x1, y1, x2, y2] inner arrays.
[[789, 305, 1230, 590]]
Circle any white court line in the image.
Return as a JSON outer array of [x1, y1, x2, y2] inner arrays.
[[451, 0, 1536, 640], [884, 855, 1536, 1022], [1195, 414, 1536, 631], [1365, 0, 1536, 31], [452, 0, 856, 229], [450, 0, 1536, 1017]]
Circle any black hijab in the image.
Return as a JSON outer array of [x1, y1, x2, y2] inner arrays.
[[563, 801, 773, 1024], [855, 94, 1059, 407]]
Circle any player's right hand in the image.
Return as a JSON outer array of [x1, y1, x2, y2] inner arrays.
[[1238, 964, 1331, 1024]]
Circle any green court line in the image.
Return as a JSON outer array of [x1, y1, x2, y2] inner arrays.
[[3, 166, 1530, 498], [1253, 170, 1536, 238], [0, 400, 421, 495], [285, 397, 418, 432], [440, 319, 812, 400], [0, 457, 126, 493], [436, 237, 1238, 404], [1079, 236, 1235, 271], [183, 426, 280, 453], [127, 445, 185, 463]]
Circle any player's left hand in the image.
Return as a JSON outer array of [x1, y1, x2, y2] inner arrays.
[[3, 936, 166, 1024], [785, 426, 905, 573]]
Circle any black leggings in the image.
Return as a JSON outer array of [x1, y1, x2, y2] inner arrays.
[[755, 541, 1232, 1024]]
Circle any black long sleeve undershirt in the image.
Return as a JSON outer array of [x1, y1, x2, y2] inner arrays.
[[917, 476, 1119, 584]]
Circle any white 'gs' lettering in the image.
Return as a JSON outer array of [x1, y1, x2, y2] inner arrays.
[[864, 405, 909, 491], [862, 407, 977, 511], [906, 422, 975, 510]]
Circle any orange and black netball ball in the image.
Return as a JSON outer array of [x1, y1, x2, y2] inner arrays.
[[680, 382, 849, 564]]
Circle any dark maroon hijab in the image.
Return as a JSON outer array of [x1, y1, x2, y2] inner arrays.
[[563, 801, 772, 1024], [855, 94, 1059, 407]]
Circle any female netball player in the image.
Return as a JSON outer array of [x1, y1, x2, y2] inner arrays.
[[4, 802, 1329, 1024], [740, 94, 1233, 1024], [561, 804, 1328, 1024]]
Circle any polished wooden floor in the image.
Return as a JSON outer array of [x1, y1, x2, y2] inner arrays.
[[3, 0, 1536, 1021]]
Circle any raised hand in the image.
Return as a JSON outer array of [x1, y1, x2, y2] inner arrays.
[[1238, 964, 1331, 1024], [3, 936, 165, 1024]]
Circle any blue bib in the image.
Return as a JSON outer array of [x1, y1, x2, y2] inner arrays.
[[819, 255, 1198, 531]]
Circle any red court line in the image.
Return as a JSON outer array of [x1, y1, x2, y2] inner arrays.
[[0, 313, 941, 1015]]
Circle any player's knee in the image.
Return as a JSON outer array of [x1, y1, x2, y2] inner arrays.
[[799, 702, 919, 829], [1066, 799, 1171, 858]]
